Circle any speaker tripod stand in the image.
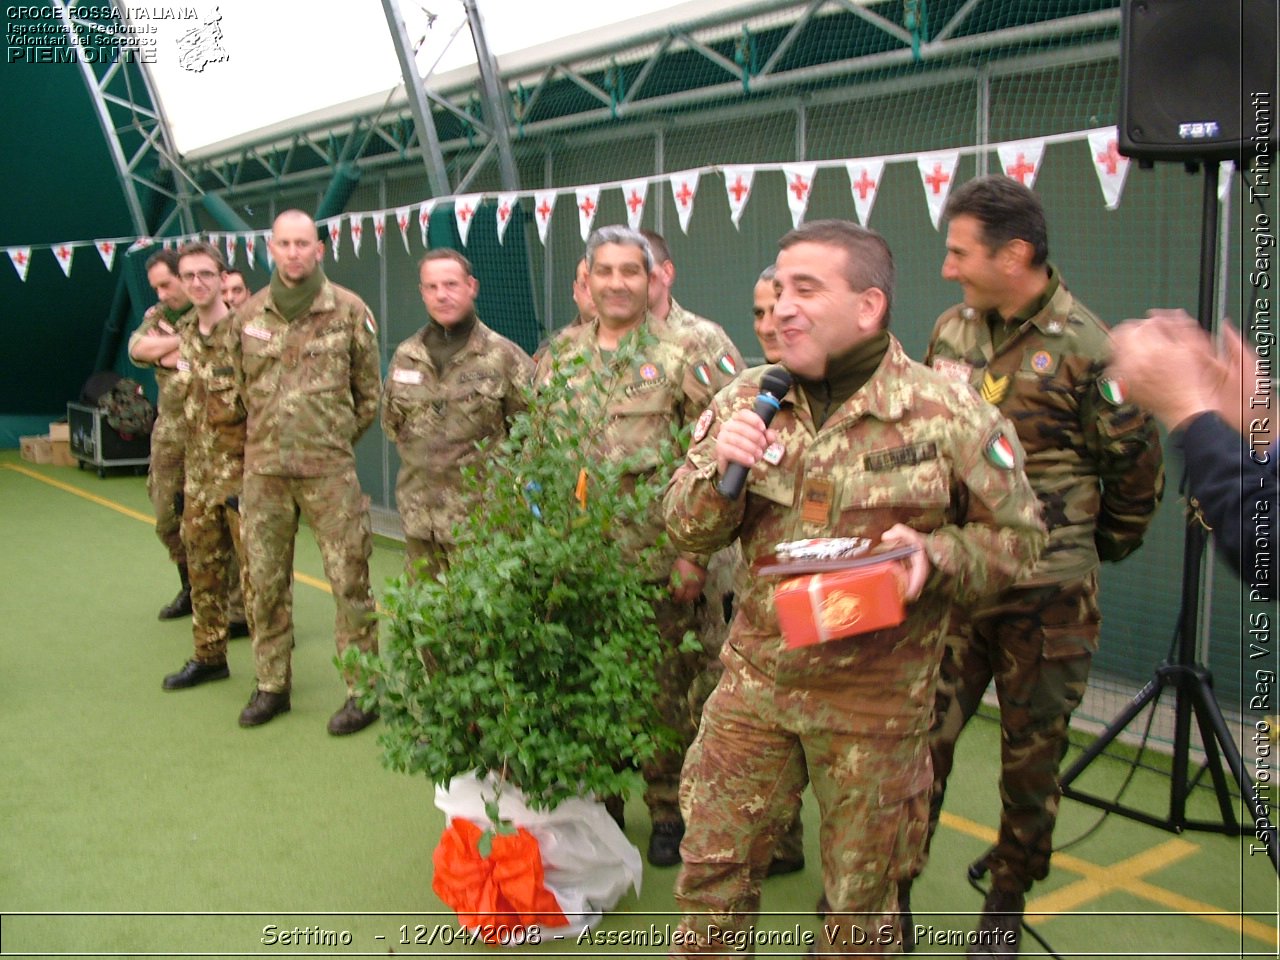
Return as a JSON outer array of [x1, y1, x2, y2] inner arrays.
[[1057, 160, 1279, 875]]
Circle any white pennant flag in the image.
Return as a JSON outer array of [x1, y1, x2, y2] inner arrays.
[[223, 233, 237, 267], [1086, 128, 1130, 211], [323, 219, 341, 260], [207, 232, 219, 254], [53, 243, 75, 277], [917, 152, 960, 230], [7, 247, 32, 281], [126, 237, 152, 254], [620, 179, 648, 231], [373, 212, 387, 256], [245, 233, 256, 265], [453, 194, 482, 246], [95, 240, 117, 272], [495, 193, 519, 246], [669, 171, 700, 234], [262, 231, 274, 271], [349, 214, 365, 258], [394, 206, 412, 253], [1218, 160, 1234, 203], [997, 140, 1045, 190], [845, 159, 885, 226], [722, 166, 755, 229], [575, 186, 601, 242], [781, 163, 817, 229], [532, 190, 557, 246], [419, 200, 437, 248]]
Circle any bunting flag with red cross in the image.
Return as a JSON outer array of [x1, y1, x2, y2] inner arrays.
[[495, 193, 518, 246], [323, 218, 342, 261], [95, 240, 117, 272], [997, 140, 1045, 191], [53, 242, 75, 277], [419, 200, 437, 248], [669, 171, 700, 234], [373, 212, 387, 256], [781, 163, 817, 229], [395, 206, 413, 254], [1086, 128, 1130, 211], [917, 151, 960, 230], [620, 179, 648, 231], [532, 190, 557, 246], [844, 158, 885, 227], [574, 185, 601, 242], [453, 194, 482, 247], [349, 214, 365, 258], [245, 233, 256, 265], [721, 165, 754, 229], [262, 231, 274, 271], [7, 246, 32, 281], [220, 232, 234, 267]]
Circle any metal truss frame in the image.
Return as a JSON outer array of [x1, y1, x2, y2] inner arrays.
[[184, 0, 1121, 200]]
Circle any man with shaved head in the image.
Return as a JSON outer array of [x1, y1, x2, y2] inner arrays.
[[230, 209, 383, 735]]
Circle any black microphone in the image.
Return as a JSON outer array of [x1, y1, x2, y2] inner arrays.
[[716, 365, 793, 499]]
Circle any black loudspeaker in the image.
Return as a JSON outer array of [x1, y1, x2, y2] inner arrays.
[[1119, 0, 1278, 163]]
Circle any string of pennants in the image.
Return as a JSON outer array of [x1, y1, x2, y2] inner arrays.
[[1, 126, 1223, 283]]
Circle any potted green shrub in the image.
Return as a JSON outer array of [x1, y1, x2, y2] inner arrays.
[[347, 338, 687, 939]]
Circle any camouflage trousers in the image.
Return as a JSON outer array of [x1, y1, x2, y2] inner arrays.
[[405, 534, 452, 582], [146, 441, 186, 566], [675, 664, 930, 956], [182, 491, 252, 664], [644, 592, 710, 826], [921, 574, 1099, 893], [242, 469, 378, 694]]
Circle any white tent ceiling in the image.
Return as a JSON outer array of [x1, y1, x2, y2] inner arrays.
[[143, 0, 763, 155]]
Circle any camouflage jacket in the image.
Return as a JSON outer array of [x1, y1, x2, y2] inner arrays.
[[926, 277, 1164, 587], [663, 336, 1046, 735], [180, 313, 245, 502], [382, 317, 533, 542], [230, 278, 382, 477], [128, 304, 192, 449], [534, 311, 744, 581]]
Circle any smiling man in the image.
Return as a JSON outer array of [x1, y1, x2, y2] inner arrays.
[[664, 219, 1045, 955], [230, 209, 383, 735], [382, 249, 532, 580], [916, 176, 1164, 958], [533, 225, 743, 868]]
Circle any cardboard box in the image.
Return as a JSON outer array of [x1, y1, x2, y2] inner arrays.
[[19, 435, 52, 464], [49, 438, 76, 467], [49, 421, 70, 443], [773, 561, 906, 648]]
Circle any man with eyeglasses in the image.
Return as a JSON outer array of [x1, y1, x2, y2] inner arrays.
[[161, 242, 252, 691]]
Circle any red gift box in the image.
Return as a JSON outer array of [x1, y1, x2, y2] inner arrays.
[[774, 559, 906, 648]]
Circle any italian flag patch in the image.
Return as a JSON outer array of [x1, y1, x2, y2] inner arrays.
[[1098, 376, 1126, 405], [716, 354, 738, 376], [693, 363, 712, 387], [985, 432, 1016, 470], [363, 312, 377, 336]]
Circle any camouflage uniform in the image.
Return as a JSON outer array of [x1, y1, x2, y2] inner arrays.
[[533, 312, 743, 826], [179, 315, 251, 664], [231, 278, 382, 695], [382, 317, 533, 579], [129, 305, 191, 567], [922, 273, 1164, 894], [663, 338, 1046, 954]]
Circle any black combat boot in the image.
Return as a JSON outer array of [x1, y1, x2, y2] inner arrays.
[[158, 563, 192, 620]]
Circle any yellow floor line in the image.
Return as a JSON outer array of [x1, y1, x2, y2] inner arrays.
[[5, 462, 334, 595], [940, 802, 1277, 944]]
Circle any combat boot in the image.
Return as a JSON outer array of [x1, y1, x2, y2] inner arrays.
[[897, 878, 916, 953], [967, 887, 1024, 958], [647, 821, 684, 867], [162, 658, 229, 690], [239, 689, 291, 727], [158, 563, 192, 620], [327, 697, 378, 736]]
